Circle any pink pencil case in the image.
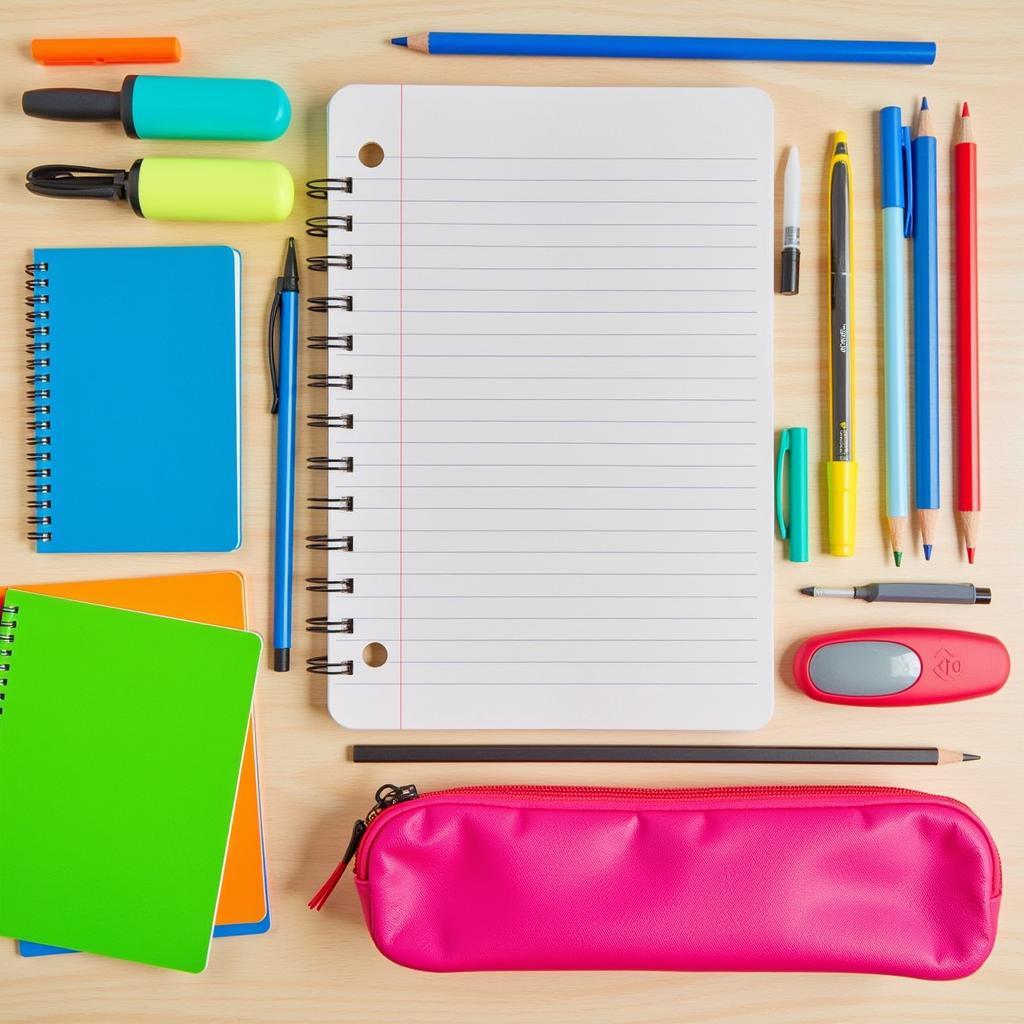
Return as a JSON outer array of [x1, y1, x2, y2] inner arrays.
[[311, 783, 1001, 979]]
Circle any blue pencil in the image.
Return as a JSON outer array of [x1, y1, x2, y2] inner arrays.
[[912, 99, 939, 560], [392, 32, 936, 65]]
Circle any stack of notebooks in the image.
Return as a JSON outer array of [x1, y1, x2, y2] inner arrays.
[[0, 572, 264, 973]]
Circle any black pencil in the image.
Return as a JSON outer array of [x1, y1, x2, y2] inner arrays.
[[352, 745, 978, 766]]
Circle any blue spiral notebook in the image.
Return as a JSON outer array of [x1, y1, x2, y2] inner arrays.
[[27, 246, 242, 552]]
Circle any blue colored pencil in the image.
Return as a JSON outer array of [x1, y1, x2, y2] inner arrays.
[[392, 32, 936, 65], [912, 98, 940, 560]]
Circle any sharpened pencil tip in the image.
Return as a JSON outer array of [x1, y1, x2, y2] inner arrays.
[[921, 96, 929, 110], [963, 753, 981, 761], [893, 550, 903, 568], [967, 547, 976, 564], [923, 544, 933, 560], [962, 101, 970, 117], [391, 36, 408, 46], [799, 587, 815, 597]]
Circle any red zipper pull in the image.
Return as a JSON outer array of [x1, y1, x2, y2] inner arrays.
[[309, 784, 419, 911], [308, 819, 366, 911]]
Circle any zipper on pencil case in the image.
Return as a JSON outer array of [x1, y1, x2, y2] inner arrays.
[[309, 783, 1000, 909]]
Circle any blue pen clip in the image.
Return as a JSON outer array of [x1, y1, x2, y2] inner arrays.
[[900, 125, 914, 237], [880, 107, 914, 237]]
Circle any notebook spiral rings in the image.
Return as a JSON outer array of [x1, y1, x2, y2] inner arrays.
[[25, 264, 53, 544], [0, 603, 18, 716], [304, 179, 356, 676]]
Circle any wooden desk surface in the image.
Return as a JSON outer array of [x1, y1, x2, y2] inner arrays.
[[2, 1, 1022, 1020]]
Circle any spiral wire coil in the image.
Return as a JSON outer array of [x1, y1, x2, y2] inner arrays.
[[303, 180, 357, 674], [25, 264, 53, 543]]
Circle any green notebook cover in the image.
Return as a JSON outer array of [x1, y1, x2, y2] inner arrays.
[[0, 590, 261, 972]]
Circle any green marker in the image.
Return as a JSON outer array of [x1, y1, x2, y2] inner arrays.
[[26, 157, 294, 223], [776, 427, 809, 562]]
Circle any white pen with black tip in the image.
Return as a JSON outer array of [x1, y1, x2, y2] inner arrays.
[[781, 146, 801, 294]]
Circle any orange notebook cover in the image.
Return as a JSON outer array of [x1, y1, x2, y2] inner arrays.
[[2, 572, 265, 927]]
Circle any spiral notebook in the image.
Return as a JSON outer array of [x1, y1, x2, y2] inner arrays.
[[310, 85, 774, 730], [26, 245, 242, 553], [0, 591, 261, 972]]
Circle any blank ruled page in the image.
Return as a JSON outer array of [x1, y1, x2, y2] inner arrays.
[[322, 85, 773, 729]]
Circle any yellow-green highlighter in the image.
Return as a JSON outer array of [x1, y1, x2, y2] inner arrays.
[[776, 427, 809, 563], [26, 157, 294, 222]]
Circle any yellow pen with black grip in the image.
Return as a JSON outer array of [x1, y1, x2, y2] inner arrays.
[[826, 131, 856, 556]]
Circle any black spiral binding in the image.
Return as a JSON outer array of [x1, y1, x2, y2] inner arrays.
[[303, 178, 356, 675], [25, 264, 53, 544], [0, 603, 18, 715]]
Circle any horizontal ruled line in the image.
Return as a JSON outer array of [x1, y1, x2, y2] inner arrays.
[[356, 380, 757, 385], [336, 595, 758, 599], [353, 176, 758, 182], [358, 222, 757, 228], [346, 397, 756, 402], [354, 310, 759, 315], [356, 419, 756, 424], [350, 528, 758, 533], [344, 441, 757, 445], [338, 681, 760, 687], [354, 266, 759, 271], [354, 615, 760, 620], [356, 463, 756, 468], [348, 337, 757, 342], [344, 244, 758, 249], [350, 571, 755, 576], [348, 550, 757, 555], [359, 507, 757, 512], [351, 287, 756, 292], [347, 485, 757, 490], [338, 638, 758, 643], [353, 199, 757, 204], [385, 660, 758, 665], [337, 154, 758, 161]]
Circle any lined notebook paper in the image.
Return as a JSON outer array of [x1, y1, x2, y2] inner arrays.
[[319, 85, 773, 729]]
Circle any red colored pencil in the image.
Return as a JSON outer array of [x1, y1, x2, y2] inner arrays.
[[954, 103, 980, 563]]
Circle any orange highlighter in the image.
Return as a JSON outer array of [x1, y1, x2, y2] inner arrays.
[[31, 37, 181, 66]]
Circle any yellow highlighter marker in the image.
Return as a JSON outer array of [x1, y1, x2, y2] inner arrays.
[[826, 131, 857, 557]]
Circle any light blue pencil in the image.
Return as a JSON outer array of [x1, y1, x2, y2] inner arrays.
[[879, 107, 911, 566]]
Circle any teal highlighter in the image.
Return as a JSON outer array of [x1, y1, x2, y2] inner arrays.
[[776, 428, 809, 562], [23, 75, 291, 141]]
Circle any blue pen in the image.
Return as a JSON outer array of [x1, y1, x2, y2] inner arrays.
[[269, 237, 300, 671], [912, 99, 939, 559], [880, 107, 913, 567], [393, 32, 936, 64]]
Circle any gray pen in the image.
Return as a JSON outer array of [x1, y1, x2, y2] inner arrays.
[[800, 582, 991, 605]]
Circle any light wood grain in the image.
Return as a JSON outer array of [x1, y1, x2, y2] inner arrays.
[[2, 2, 1022, 1021]]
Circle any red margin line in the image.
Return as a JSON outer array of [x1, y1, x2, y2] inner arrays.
[[398, 84, 404, 729]]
